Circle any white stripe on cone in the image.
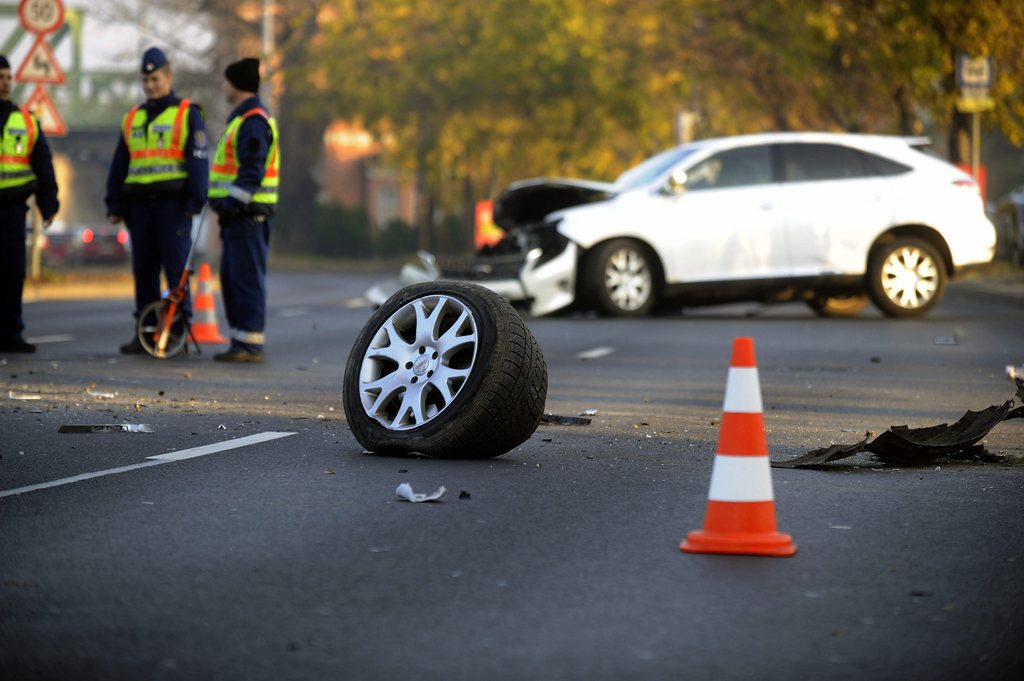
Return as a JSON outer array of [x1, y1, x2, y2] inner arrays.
[[707, 455, 775, 502], [722, 367, 762, 413]]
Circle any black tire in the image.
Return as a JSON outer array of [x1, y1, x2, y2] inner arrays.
[[807, 293, 869, 318], [867, 238, 946, 318], [343, 281, 548, 458], [137, 299, 188, 358], [583, 239, 659, 317]]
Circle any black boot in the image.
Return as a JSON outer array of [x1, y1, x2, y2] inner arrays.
[[0, 336, 36, 353], [120, 336, 145, 354]]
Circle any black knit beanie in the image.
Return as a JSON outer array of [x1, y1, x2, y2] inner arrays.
[[225, 58, 260, 93]]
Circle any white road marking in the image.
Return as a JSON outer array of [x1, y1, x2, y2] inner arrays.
[[25, 334, 76, 344], [278, 307, 311, 318], [0, 431, 296, 499], [577, 346, 615, 361], [146, 432, 295, 461]]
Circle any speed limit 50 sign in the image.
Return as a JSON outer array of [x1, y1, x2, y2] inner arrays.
[[18, 0, 65, 36]]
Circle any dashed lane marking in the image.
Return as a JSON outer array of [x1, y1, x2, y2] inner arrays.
[[0, 431, 296, 498], [25, 334, 75, 344]]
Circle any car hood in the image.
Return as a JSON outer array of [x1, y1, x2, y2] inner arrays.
[[493, 177, 615, 229]]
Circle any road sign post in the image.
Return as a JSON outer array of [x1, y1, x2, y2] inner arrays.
[[956, 54, 995, 182], [16, 0, 66, 281]]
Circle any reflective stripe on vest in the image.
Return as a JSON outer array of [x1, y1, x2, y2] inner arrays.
[[208, 107, 279, 205], [122, 99, 192, 185], [0, 108, 39, 190]]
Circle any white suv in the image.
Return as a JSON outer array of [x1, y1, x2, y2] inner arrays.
[[375, 132, 996, 318]]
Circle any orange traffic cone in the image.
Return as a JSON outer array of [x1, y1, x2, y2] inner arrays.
[[681, 337, 796, 557], [190, 263, 227, 344]]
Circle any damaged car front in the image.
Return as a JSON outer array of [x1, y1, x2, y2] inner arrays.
[[366, 178, 614, 316]]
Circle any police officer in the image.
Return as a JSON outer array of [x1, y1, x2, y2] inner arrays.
[[106, 47, 208, 354], [0, 55, 59, 353], [209, 58, 278, 363]]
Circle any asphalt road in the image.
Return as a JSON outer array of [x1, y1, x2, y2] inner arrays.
[[2, 270, 1023, 681]]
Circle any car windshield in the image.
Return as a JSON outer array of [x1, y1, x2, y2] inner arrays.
[[613, 146, 698, 192]]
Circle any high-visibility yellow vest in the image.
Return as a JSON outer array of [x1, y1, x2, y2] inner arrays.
[[208, 107, 279, 205], [0, 107, 38, 191], [122, 99, 192, 187]]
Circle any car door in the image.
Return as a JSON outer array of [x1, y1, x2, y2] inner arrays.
[[774, 142, 892, 275], [659, 144, 787, 283]]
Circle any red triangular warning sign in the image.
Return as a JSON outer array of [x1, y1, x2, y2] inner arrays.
[[16, 37, 66, 85], [24, 85, 68, 136]]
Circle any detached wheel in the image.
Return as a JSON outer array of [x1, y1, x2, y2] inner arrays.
[[343, 281, 548, 458], [807, 293, 869, 318], [585, 239, 658, 317], [868, 238, 946, 318]]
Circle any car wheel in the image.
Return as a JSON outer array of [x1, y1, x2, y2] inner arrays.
[[867, 238, 946, 318], [807, 293, 869, 318], [585, 239, 658, 317], [343, 281, 548, 458]]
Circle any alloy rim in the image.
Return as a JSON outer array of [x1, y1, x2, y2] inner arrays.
[[604, 247, 652, 311], [359, 294, 478, 430], [880, 246, 938, 309]]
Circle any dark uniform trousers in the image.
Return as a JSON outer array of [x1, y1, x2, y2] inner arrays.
[[125, 197, 193, 320], [220, 213, 269, 345], [0, 202, 30, 340]]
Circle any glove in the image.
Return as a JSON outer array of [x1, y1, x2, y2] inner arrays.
[[214, 197, 245, 222]]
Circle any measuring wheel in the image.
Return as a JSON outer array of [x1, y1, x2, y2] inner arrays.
[[137, 299, 190, 359]]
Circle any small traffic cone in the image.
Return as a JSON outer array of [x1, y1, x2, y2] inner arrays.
[[681, 337, 796, 557], [190, 263, 227, 344]]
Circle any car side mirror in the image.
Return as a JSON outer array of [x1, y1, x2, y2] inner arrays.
[[666, 168, 688, 195]]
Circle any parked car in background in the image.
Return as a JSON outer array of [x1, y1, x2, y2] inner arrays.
[[369, 132, 996, 318], [40, 221, 131, 267], [995, 188, 1024, 266]]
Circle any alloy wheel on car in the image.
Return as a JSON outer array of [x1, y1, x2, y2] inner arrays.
[[584, 239, 658, 316], [868, 238, 946, 318]]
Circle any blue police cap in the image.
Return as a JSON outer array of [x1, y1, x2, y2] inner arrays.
[[141, 47, 169, 74]]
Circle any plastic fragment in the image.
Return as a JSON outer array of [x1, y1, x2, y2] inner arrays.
[[541, 413, 592, 426], [774, 379, 1024, 468], [395, 482, 446, 502], [8, 390, 40, 400], [58, 424, 155, 434]]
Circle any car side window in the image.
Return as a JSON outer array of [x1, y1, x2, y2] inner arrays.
[[859, 150, 912, 176], [685, 145, 773, 191], [781, 143, 874, 182]]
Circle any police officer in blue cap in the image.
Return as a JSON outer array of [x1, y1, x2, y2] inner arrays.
[[0, 54, 59, 353], [106, 47, 208, 354], [208, 58, 279, 362]]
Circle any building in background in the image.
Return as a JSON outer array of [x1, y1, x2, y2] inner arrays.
[[321, 121, 416, 230]]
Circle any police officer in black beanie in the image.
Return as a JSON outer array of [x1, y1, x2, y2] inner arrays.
[[0, 54, 60, 353], [208, 58, 279, 362]]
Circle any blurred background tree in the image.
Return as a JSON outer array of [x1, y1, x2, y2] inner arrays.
[[77, 0, 1024, 255]]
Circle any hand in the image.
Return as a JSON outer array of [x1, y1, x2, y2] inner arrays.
[[42, 217, 54, 229], [108, 214, 123, 224], [215, 198, 244, 221]]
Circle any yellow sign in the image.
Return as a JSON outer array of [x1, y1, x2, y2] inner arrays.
[[956, 92, 995, 113]]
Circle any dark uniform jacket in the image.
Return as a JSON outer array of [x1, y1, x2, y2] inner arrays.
[[104, 92, 208, 217], [211, 95, 275, 221], [0, 100, 59, 219]]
